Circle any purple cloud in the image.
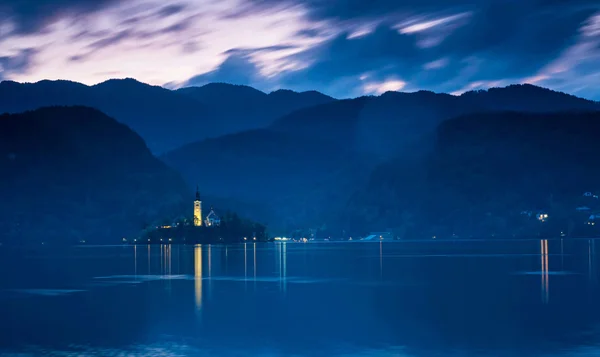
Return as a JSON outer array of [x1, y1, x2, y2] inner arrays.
[[0, 0, 599, 99]]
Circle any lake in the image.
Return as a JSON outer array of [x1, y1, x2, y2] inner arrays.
[[1, 240, 600, 356]]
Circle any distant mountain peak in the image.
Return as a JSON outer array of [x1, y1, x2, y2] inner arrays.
[[378, 89, 450, 99], [0, 79, 87, 88], [200, 82, 265, 92], [268, 88, 334, 101], [177, 82, 268, 100], [462, 83, 591, 100], [0, 80, 22, 87], [94, 77, 156, 88], [269, 88, 297, 94], [97, 77, 143, 84]]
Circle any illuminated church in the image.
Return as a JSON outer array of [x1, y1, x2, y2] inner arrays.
[[193, 186, 220, 227]]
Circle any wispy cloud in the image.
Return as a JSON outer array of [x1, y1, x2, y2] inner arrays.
[[0, 0, 599, 99]]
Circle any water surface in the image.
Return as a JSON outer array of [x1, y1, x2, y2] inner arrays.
[[1, 240, 600, 356]]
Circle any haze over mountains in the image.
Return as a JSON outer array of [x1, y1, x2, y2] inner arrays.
[[1, 78, 600, 241]]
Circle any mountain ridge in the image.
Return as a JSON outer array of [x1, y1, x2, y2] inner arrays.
[[0, 79, 336, 153]]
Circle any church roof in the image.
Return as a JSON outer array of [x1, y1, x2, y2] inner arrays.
[[206, 208, 219, 220]]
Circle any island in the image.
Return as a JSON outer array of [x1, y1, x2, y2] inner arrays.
[[134, 186, 268, 244]]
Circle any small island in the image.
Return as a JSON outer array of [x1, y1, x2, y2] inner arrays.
[[134, 186, 268, 244]]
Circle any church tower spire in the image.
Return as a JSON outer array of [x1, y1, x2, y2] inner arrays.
[[193, 185, 202, 226]]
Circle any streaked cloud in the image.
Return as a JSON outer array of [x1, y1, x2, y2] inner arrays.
[[423, 58, 449, 70], [396, 12, 470, 34], [363, 79, 407, 95], [0, 0, 599, 99]]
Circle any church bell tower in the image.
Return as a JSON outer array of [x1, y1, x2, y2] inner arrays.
[[194, 185, 202, 226]]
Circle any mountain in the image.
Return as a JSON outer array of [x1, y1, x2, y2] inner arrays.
[[266, 89, 335, 111], [176, 83, 335, 131], [163, 84, 600, 231], [459, 84, 598, 112], [0, 79, 209, 153], [177, 83, 268, 106], [270, 84, 600, 159], [0, 106, 190, 244], [0, 79, 335, 153], [161, 129, 374, 231], [343, 111, 600, 238]]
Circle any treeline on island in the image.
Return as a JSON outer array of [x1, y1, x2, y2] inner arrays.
[[139, 212, 268, 244]]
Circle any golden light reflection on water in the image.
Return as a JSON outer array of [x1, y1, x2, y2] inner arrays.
[[194, 245, 202, 311], [541, 239, 549, 304]]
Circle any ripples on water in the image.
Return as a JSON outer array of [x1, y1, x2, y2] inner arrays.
[[1, 240, 600, 356]]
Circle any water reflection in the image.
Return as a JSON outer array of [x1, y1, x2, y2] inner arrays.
[[194, 245, 202, 311], [379, 241, 383, 278], [220, 246, 228, 275], [208, 245, 212, 300], [280, 243, 288, 292], [561, 238, 564, 270], [8, 241, 600, 356], [589, 239, 596, 284], [164, 245, 172, 293], [208, 245, 212, 278], [541, 239, 549, 304]]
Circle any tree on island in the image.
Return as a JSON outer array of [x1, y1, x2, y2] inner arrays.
[[138, 210, 268, 244]]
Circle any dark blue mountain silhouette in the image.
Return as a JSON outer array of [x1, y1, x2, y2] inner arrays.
[[177, 83, 335, 132], [164, 84, 600, 231], [0, 106, 190, 244], [344, 110, 600, 238], [0, 79, 334, 153]]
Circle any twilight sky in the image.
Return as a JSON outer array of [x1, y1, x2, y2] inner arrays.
[[0, 0, 599, 99]]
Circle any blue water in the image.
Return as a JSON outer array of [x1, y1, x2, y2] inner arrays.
[[1, 240, 600, 356]]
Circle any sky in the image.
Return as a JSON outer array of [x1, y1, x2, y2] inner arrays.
[[0, 0, 599, 99]]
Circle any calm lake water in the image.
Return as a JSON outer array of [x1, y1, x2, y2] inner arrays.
[[1, 240, 600, 356]]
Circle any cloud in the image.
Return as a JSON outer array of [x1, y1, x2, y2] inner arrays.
[[363, 79, 407, 95], [156, 3, 187, 18], [1, 0, 600, 99], [88, 30, 134, 50], [0, 0, 329, 87], [184, 53, 267, 88], [423, 58, 448, 70], [0, 0, 119, 34], [396, 12, 470, 34], [0, 48, 38, 80]]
